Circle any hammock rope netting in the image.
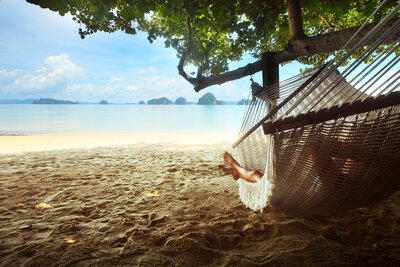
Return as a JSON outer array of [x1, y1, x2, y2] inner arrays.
[[234, 3, 400, 216]]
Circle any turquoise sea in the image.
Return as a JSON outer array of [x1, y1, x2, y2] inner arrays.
[[0, 104, 246, 134]]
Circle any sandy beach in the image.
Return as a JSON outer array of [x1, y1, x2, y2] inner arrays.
[[0, 133, 399, 266]]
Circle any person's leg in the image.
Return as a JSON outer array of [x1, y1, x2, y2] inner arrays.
[[217, 165, 240, 180], [218, 152, 263, 183]]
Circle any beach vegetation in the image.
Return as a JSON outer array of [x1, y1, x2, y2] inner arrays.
[[27, 0, 398, 91]]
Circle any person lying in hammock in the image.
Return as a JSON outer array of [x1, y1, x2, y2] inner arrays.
[[218, 152, 263, 183], [218, 137, 360, 184]]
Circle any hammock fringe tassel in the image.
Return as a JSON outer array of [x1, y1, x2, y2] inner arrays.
[[237, 133, 275, 212]]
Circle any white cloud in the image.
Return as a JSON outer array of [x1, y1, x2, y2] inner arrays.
[[156, 78, 176, 87], [137, 66, 157, 74], [126, 85, 138, 92], [0, 69, 21, 87], [109, 77, 122, 83], [64, 83, 96, 94], [54, 83, 96, 102], [101, 86, 118, 94], [212, 81, 248, 100], [2, 53, 84, 95], [0, 69, 21, 78]]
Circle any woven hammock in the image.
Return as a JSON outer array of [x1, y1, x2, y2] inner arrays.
[[234, 3, 400, 216]]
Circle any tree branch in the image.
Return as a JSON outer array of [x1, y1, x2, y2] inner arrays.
[[273, 18, 400, 63], [177, 17, 196, 84], [320, 15, 335, 30], [193, 61, 262, 92], [192, 18, 399, 92], [193, 30, 208, 79]]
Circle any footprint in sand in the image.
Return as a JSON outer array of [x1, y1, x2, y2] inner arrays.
[[147, 212, 168, 227]]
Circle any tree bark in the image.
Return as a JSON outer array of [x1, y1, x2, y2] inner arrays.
[[191, 18, 399, 92], [177, 17, 196, 84], [287, 0, 306, 41], [262, 52, 279, 101]]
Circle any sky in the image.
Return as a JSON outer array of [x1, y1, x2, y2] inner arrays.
[[0, 0, 306, 103]]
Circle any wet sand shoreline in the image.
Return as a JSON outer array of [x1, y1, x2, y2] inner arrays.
[[0, 131, 237, 155]]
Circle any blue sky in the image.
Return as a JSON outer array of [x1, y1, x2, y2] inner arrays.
[[0, 0, 306, 103]]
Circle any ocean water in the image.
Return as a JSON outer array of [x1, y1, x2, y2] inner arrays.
[[0, 104, 247, 134]]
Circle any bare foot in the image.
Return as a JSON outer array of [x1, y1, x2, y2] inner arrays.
[[218, 165, 240, 180], [222, 152, 240, 168], [219, 152, 263, 183]]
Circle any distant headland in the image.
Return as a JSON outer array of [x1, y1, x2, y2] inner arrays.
[[0, 93, 251, 105], [32, 98, 78, 104]]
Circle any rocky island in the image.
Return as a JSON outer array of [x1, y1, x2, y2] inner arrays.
[[32, 98, 78, 104], [147, 97, 172, 105], [197, 92, 223, 105], [175, 97, 188, 105]]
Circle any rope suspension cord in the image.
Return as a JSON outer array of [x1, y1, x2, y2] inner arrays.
[[238, 65, 275, 139], [302, 18, 400, 116], [238, 89, 253, 135], [256, 71, 320, 103], [238, 78, 255, 137], [233, 65, 327, 148], [327, 0, 397, 70], [285, 4, 400, 119], [342, 0, 391, 49], [329, 36, 400, 107], [381, 71, 400, 94], [302, 24, 400, 116], [365, 56, 400, 96], [336, 39, 400, 106], [238, 66, 322, 140], [237, 65, 262, 138], [280, 4, 400, 119], [236, 65, 322, 145], [316, 0, 392, 74]]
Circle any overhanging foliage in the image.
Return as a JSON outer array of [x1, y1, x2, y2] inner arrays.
[[27, 0, 399, 91]]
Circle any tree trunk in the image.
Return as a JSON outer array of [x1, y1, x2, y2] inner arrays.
[[287, 0, 306, 41], [262, 52, 279, 102]]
